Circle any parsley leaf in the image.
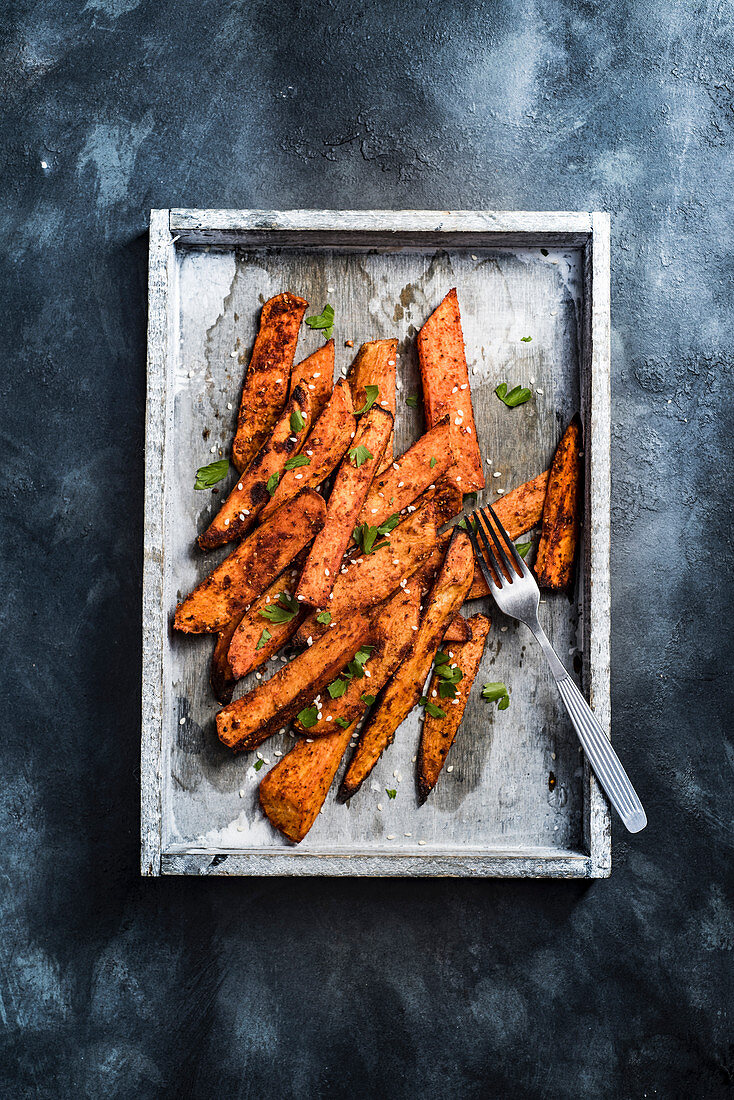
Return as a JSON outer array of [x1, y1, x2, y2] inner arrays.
[[482, 681, 510, 710], [256, 627, 272, 651], [258, 592, 299, 624], [406, 393, 419, 408], [438, 680, 459, 699], [334, 717, 350, 729], [354, 385, 379, 416], [361, 693, 376, 705], [430, 457, 437, 468], [353, 523, 387, 555], [305, 303, 334, 340], [515, 541, 532, 559], [520, 336, 532, 343], [297, 706, 319, 728], [434, 651, 450, 667], [194, 459, 230, 490], [316, 611, 332, 625], [290, 407, 305, 432], [385, 788, 397, 799], [424, 700, 447, 719], [266, 470, 281, 495], [253, 758, 264, 771], [349, 444, 374, 468], [328, 678, 346, 698], [284, 454, 310, 471], [495, 383, 532, 408]]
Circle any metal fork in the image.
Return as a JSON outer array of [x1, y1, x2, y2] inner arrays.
[[466, 505, 647, 834]]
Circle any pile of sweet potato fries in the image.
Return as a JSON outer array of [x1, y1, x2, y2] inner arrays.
[[174, 289, 583, 842]]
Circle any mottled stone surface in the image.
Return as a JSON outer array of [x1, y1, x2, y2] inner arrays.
[[1, 2, 732, 1097]]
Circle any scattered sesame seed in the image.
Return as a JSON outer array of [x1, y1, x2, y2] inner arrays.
[[456, 475, 462, 482], [452, 386, 458, 394], [308, 384, 315, 390], [432, 689, 437, 697], [486, 458, 493, 465], [493, 471, 501, 478], [239, 788, 245, 797], [239, 513, 245, 521], [405, 832, 412, 837], [274, 750, 282, 757], [227, 402, 233, 410], [460, 383, 468, 390], [387, 359, 396, 366], [536, 388, 544, 395], [387, 834, 396, 840], [224, 518, 230, 525], [412, 625, 418, 631], [297, 594, 305, 601], [256, 751, 264, 760], [306, 738, 313, 743], [392, 462, 399, 470], [428, 484, 435, 490], [454, 417, 461, 425], [451, 698, 459, 705], [418, 840, 426, 846], [230, 350, 237, 358], [179, 716, 186, 725], [306, 636, 313, 646], [447, 765, 454, 772], [371, 508, 378, 514], [398, 481, 404, 487], [377, 803, 383, 811], [530, 377, 536, 385], [210, 445, 217, 453], [295, 473, 303, 479], [313, 372, 321, 378], [306, 449, 313, 456], [324, 568, 330, 576], [497, 488, 505, 494], [237, 825, 244, 832], [255, 672, 262, 680], [471, 254, 478, 260]]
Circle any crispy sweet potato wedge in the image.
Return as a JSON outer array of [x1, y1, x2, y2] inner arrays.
[[259, 721, 356, 843], [534, 416, 583, 590], [289, 340, 334, 422], [295, 497, 437, 644], [261, 380, 356, 520], [217, 611, 373, 752], [434, 469, 463, 526], [346, 339, 397, 472], [227, 556, 309, 680], [357, 416, 454, 531], [210, 612, 245, 705], [174, 489, 326, 634], [417, 289, 484, 492], [417, 613, 491, 803], [297, 406, 393, 607], [232, 292, 308, 472], [466, 469, 550, 599], [198, 385, 313, 550], [294, 585, 421, 735], [339, 528, 475, 799], [443, 612, 471, 643]]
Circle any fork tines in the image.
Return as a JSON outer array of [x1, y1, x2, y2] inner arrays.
[[466, 505, 526, 588]]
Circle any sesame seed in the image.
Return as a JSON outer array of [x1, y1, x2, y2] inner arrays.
[[393, 559, 400, 565], [306, 636, 313, 646], [237, 825, 244, 832], [297, 594, 304, 601], [398, 481, 404, 487], [454, 418, 461, 425], [313, 372, 321, 378], [239, 788, 244, 797], [224, 518, 230, 526], [244, 509, 249, 515], [275, 378, 282, 383], [328, 593, 333, 600], [418, 840, 426, 846], [230, 350, 237, 358], [405, 832, 412, 837], [308, 384, 315, 390], [289, 435, 298, 443], [295, 473, 303, 479], [371, 508, 378, 514], [452, 386, 458, 393], [471, 253, 478, 260], [237, 483, 243, 491], [326, 715, 332, 721], [460, 383, 468, 390], [393, 462, 399, 470], [239, 513, 245, 520], [256, 751, 264, 760], [179, 717, 186, 725], [530, 377, 535, 384], [388, 360, 396, 366], [432, 689, 437, 697], [428, 484, 435, 490], [274, 750, 282, 757], [255, 672, 262, 680], [412, 625, 418, 630], [377, 803, 383, 811], [536, 388, 544, 395], [447, 765, 454, 772], [227, 402, 233, 410], [306, 450, 313, 456], [210, 445, 217, 453], [493, 471, 501, 478], [387, 834, 396, 840], [486, 458, 493, 465], [306, 738, 313, 743], [456, 476, 462, 482], [497, 488, 505, 494], [451, 698, 459, 705]]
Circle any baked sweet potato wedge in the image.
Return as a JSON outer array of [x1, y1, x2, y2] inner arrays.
[[357, 416, 454, 531], [417, 289, 484, 492], [289, 339, 334, 422], [232, 292, 308, 472], [434, 470, 463, 526], [296, 406, 393, 608], [534, 416, 583, 590], [417, 613, 491, 803], [466, 469, 550, 599], [260, 379, 355, 521], [339, 528, 475, 799], [346, 339, 397, 472], [443, 612, 471, 643], [210, 612, 245, 705], [294, 585, 421, 736], [227, 557, 308, 680], [198, 385, 313, 550], [259, 721, 356, 843], [295, 497, 437, 644], [174, 489, 326, 634], [217, 611, 373, 752]]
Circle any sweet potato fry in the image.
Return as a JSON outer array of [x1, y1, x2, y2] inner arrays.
[[346, 339, 397, 472], [259, 721, 356, 843], [174, 489, 326, 634], [232, 292, 308, 472], [417, 289, 484, 492], [289, 339, 334, 421], [466, 469, 550, 599], [198, 385, 313, 550], [339, 528, 474, 799], [534, 416, 583, 590], [357, 416, 454, 530], [210, 612, 244, 705], [217, 612, 373, 752], [294, 586, 421, 735], [433, 469, 463, 526], [443, 612, 471, 643], [260, 380, 355, 521], [417, 613, 491, 803], [295, 497, 437, 644], [226, 556, 309, 680], [296, 406, 393, 607]]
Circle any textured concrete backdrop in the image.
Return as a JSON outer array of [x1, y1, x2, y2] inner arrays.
[[1, 1, 732, 1097]]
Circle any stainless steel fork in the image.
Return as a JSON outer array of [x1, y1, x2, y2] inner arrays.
[[466, 505, 647, 834]]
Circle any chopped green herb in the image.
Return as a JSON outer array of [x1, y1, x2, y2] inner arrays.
[[482, 681, 510, 710], [361, 693, 376, 706], [258, 592, 299, 624], [385, 788, 397, 799], [297, 706, 319, 728], [430, 457, 437, 468], [334, 717, 351, 729], [284, 454, 310, 471], [290, 407, 306, 432], [352, 520, 393, 555], [419, 695, 428, 706], [495, 382, 532, 408], [344, 645, 374, 680], [327, 678, 346, 699], [253, 758, 264, 771], [256, 627, 272, 651], [316, 610, 332, 625], [354, 385, 379, 416], [434, 651, 450, 667], [515, 541, 532, 559], [305, 303, 334, 340], [266, 470, 281, 495], [520, 336, 532, 343], [438, 680, 459, 699], [406, 393, 419, 408], [349, 444, 374, 468], [424, 700, 447, 719], [194, 458, 230, 490]]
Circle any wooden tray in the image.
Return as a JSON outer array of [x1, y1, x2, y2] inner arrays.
[[141, 210, 611, 878]]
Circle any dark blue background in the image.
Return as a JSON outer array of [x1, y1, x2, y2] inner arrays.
[[2, 2, 732, 1096]]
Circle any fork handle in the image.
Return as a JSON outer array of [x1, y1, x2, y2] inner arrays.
[[530, 623, 647, 834]]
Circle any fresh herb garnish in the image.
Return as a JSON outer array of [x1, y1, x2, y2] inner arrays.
[[482, 681, 510, 710], [430, 457, 437, 468], [354, 385, 379, 416], [520, 336, 532, 343], [386, 788, 397, 799], [290, 407, 306, 432], [361, 693, 376, 705], [406, 393, 419, 408], [284, 454, 310, 471], [194, 458, 230, 490], [344, 645, 374, 681], [328, 678, 346, 699], [352, 513, 399, 556], [258, 592, 300, 624], [297, 706, 319, 728], [266, 470, 281, 495], [305, 303, 334, 340], [334, 717, 351, 729], [349, 444, 374, 468], [515, 542, 532, 559], [316, 611, 332, 625], [253, 758, 264, 771], [495, 383, 532, 408], [256, 627, 272, 651], [434, 652, 464, 699], [421, 697, 447, 718]]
